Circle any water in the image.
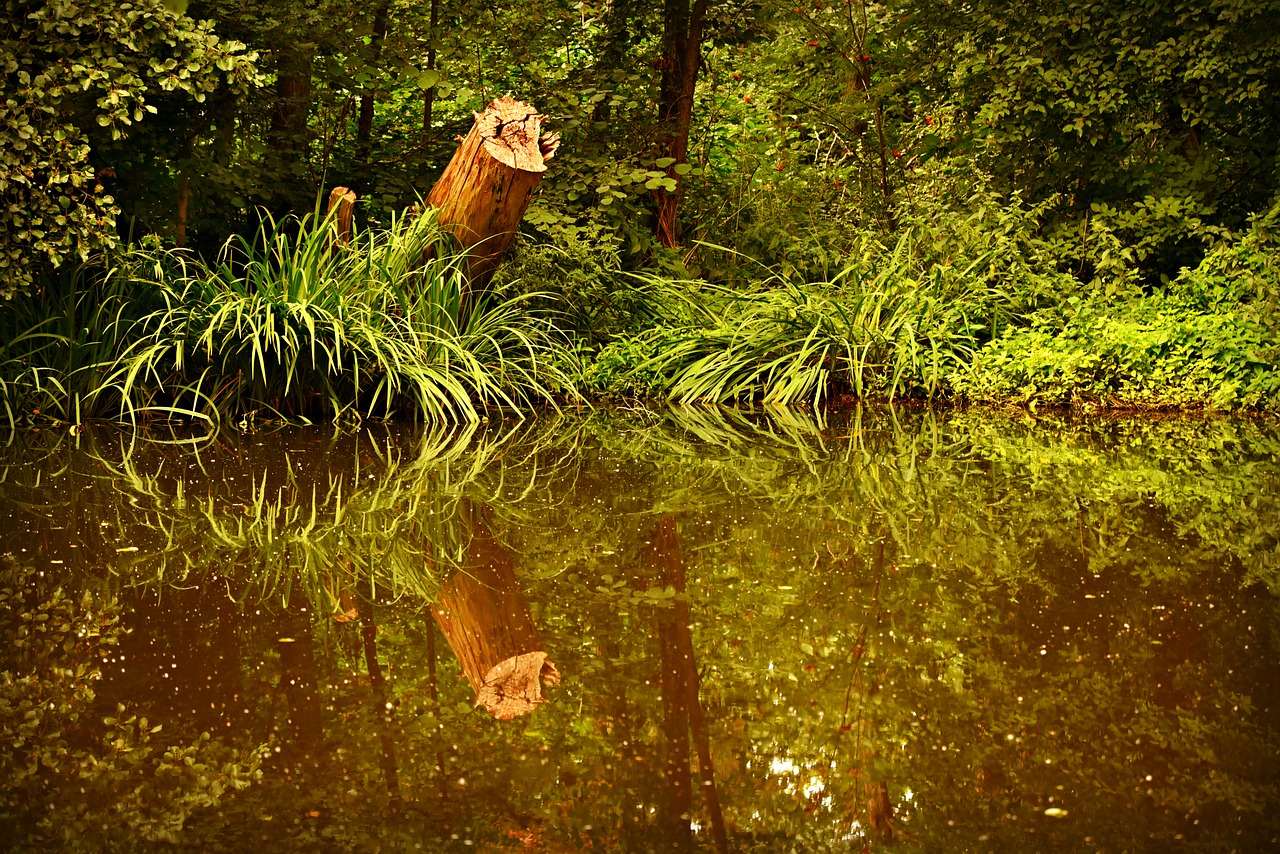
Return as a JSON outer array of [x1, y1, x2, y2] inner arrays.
[[1, 407, 1278, 852]]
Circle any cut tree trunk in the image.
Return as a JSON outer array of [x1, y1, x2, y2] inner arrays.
[[425, 98, 559, 294], [430, 501, 559, 719]]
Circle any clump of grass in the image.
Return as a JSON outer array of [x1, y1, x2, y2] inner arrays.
[[590, 227, 1034, 405], [0, 260, 152, 433], [3, 207, 573, 428]]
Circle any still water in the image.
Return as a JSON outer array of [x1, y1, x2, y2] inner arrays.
[[1, 407, 1278, 852]]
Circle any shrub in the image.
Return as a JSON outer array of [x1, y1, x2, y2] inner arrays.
[[957, 203, 1280, 410], [958, 297, 1280, 410], [591, 200, 1074, 404]]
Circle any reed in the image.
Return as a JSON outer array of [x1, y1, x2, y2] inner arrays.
[[0, 260, 152, 432], [114, 208, 574, 424], [620, 229, 1022, 405]]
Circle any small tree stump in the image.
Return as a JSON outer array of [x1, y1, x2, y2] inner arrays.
[[326, 186, 357, 245], [430, 502, 559, 719], [425, 98, 559, 291]]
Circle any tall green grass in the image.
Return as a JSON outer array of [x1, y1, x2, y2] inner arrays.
[[0, 261, 150, 433], [595, 227, 1041, 405], [2, 208, 572, 429]]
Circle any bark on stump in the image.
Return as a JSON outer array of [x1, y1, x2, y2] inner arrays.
[[430, 502, 559, 719], [425, 97, 559, 292]]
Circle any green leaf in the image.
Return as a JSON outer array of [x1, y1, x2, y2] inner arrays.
[[417, 70, 440, 89]]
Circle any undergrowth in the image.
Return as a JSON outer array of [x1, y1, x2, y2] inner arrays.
[[579, 204, 1069, 404], [958, 202, 1280, 410], [4, 193, 1279, 424], [575, 194, 1280, 411]]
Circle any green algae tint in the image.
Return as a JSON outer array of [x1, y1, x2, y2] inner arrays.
[[1, 407, 1278, 852]]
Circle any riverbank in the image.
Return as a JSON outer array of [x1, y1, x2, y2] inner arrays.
[[3, 201, 1278, 430]]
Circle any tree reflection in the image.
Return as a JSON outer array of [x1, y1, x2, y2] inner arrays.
[[648, 515, 729, 853], [431, 500, 560, 719], [357, 581, 402, 807]]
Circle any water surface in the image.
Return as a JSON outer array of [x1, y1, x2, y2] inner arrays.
[[2, 408, 1278, 851]]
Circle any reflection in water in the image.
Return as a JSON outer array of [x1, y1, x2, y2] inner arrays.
[[358, 587, 402, 806], [649, 515, 729, 853], [1, 408, 1279, 850], [431, 500, 560, 719]]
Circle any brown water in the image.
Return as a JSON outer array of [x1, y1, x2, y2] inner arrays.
[[1, 407, 1278, 852]]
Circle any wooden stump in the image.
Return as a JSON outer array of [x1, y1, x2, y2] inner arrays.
[[430, 502, 559, 719], [326, 186, 357, 246], [425, 98, 559, 291]]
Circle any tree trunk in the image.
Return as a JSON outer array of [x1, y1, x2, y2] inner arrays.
[[425, 98, 559, 294], [421, 0, 440, 147], [174, 132, 197, 248], [653, 0, 708, 247], [270, 50, 312, 154], [175, 171, 190, 248], [357, 2, 390, 148], [592, 0, 636, 124], [269, 48, 314, 210], [430, 501, 559, 719]]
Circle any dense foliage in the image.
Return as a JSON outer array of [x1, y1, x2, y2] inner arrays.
[[2, 0, 1279, 420]]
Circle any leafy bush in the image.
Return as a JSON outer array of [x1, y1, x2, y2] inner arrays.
[[0, 0, 257, 299], [494, 231, 658, 346], [957, 296, 1280, 409], [958, 203, 1280, 409], [1177, 197, 1280, 313]]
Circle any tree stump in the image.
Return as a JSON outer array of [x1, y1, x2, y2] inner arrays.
[[425, 98, 559, 292], [430, 502, 559, 719], [326, 186, 357, 246]]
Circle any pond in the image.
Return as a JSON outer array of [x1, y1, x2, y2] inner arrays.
[[1, 407, 1278, 852]]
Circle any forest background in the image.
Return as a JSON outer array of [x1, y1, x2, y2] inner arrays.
[[3, 0, 1280, 426]]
